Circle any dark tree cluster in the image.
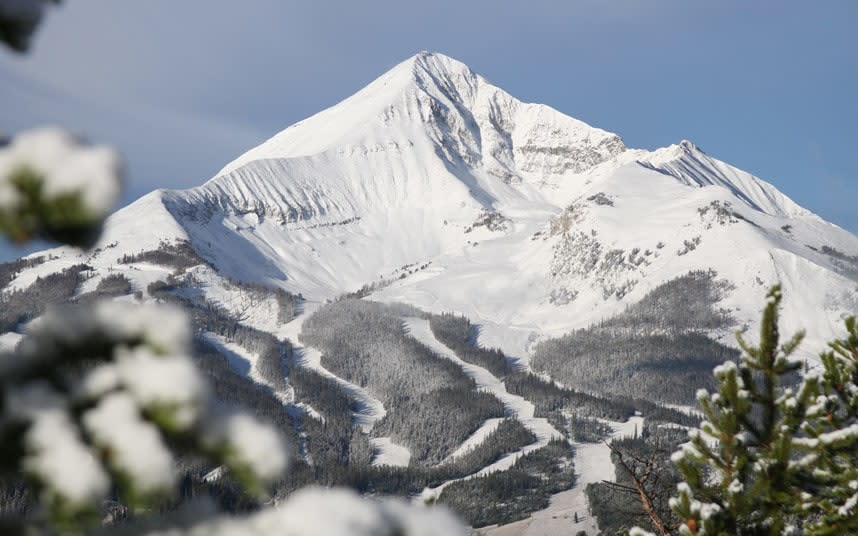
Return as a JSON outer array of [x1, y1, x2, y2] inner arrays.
[[193, 339, 294, 431], [274, 288, 301, 324], [438, 439, 577, 528], [585, 424, 686, 535], [375, 388, 507, 465], [437, 418, 535, 476], [504, 370, 634, 421], [533, 330, 734, 406], [289, 365, 371, 469], [0, 480, 31, 521], [336, 278, 395, 300], [301, 299, 506, 465], [587, 192, 614, 206], [93, 273, 133, 296], [566, 414, 614, 443], [117, 240, 208, 273], [605, 270, 734, 333], [429, 313, 515, 378], [0, 263, 89, 333], [76, 273, 134, 303], [0, 255, 44, 290], [820, 244, 858, 280], [532, 271, 741, 406]]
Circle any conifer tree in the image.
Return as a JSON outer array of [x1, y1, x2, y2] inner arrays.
[[793, 315, 858, 534], [630, 286, 858, 536], [669, 285, 806, 534]]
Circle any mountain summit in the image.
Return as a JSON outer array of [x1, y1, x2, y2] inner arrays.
[[217, 51, 624, 177], [13, 52, 858, 356]]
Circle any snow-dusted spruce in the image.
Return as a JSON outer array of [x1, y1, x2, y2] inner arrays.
[[0, 301, 289, 529], [631, 286, 858, 535], [667, 285, 807, 534], [0, 127, 122, 247], [795, 315, 858, 534]]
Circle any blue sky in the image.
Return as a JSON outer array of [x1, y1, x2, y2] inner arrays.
[[1, 0, 856, 260]]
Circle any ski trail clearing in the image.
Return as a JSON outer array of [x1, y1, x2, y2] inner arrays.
[[281, 304, 410, 465], [202, 332, 293, 406], [281, 303, 386, 430], [370, 437, 411, 467], [404, 317, 563, 499], [479, 416, 644, 536], [443, 418, 504, 463]]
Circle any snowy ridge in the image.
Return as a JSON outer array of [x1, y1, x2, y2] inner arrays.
[[638, 140, 811, 219], [216, 52, 624, 180]]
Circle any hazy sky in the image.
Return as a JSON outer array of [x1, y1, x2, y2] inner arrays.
[[1, 0, 856, 260]]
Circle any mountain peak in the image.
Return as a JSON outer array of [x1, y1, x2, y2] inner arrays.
[[383, 51, 482, 106], [409, 51, 476, 82], [678, 139, 699, 153], [216, 52, 622, 179], [376, 51, 474, 81], [30, 52, 858, 374]]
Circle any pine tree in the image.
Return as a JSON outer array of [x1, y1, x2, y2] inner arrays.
[[643, 286, 858, 536], [793, 315, 858, 534]]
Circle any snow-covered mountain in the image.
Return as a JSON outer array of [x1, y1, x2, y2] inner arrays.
[[46, 50, 847, 359], [5, 50, 858, 533]]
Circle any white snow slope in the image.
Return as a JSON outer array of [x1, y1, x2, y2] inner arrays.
[[24, 51, 848, 359]]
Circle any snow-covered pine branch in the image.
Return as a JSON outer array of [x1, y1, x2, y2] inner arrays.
[[636, 286, 858, 535], [1, 301, 289, 528], [0, 127, 121, 247]]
